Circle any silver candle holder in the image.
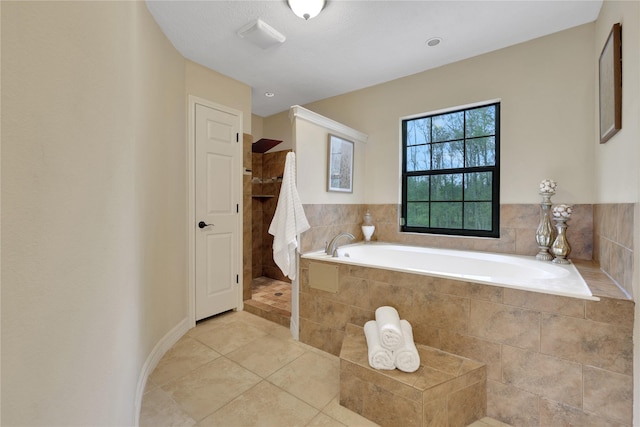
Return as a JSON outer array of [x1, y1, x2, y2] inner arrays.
[[551, 204, 573, 264], [535, 179, 557, 261]]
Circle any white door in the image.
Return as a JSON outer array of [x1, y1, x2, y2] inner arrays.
[[195, 103, 241, 321]]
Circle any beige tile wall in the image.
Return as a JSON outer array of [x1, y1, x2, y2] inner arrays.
[[298, 258, 634, 426], [261, 151, 290, 282], [251, 153, 263, 280], [296, 202, 635, 426], [300, 203, 593, 261], [594, 203, 634, 296], [251, 150, 291, 282]]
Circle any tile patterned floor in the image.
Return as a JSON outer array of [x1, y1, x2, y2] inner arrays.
[[251, 276, 291, 313], [140, 310, 511, 427], [140, 310, 375, 426], [243, 276, 292, 327]]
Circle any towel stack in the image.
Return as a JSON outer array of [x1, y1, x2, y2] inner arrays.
[[363, 306, 420, 372]]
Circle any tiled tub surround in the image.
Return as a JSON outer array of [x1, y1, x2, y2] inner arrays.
[[593, 203, 634, 296], [306, 242, 596, 300], [298, 203, 634, 425], [298, 257, 634, 426], [300, 204, 594, 261]]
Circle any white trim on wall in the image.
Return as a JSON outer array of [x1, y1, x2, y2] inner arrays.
[[289, 105, 368, 144], [401, 98, 502, 121], [134, 317, 190, 426]]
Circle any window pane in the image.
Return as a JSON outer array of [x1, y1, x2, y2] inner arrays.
[[464, 202, 492, 230], [407, 176, 429, 201], [401, 102, 499, 237], [465, 137, 495, 167], [431, 174, 462, 201], [465, 172, 492, 200], [431, 140, 463, 170], [466, 105, 496, 138], [431, 202, 462, 228], [406, 145, 430, 171], [432, 111, 464, 142], [406, 118, 431, 146], [407, 202, 429, 227]]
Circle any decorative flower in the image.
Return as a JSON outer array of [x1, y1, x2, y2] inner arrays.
[[552, 204, 573, 219], [539, 179, 557, 193]]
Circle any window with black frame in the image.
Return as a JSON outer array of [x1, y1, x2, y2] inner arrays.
[[401, 102, 500, 237]]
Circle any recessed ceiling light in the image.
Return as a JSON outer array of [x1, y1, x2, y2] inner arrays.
[[265, 92, 275, 98], [426, 37, 442, 47]]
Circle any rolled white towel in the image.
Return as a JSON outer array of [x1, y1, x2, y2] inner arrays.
[[363, 320, 395, 370], [394, 319, 421, 373], [375, 306, 404, 351]]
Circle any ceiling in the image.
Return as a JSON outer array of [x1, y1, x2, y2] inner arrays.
[[146, 0, 602, 117]]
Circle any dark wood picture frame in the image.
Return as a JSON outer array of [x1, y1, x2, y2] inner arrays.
[[599, 23, 622, 144]]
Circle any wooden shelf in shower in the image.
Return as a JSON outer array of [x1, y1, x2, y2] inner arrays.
[[252, 138, 282, 153]]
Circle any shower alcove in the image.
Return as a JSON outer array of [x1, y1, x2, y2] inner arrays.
[[243, 137, 292, 326]]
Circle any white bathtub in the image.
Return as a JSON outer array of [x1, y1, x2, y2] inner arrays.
[[302, 242, 598, 301]]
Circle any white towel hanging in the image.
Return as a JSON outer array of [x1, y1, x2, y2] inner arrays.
[[268, 152, 310, 280]]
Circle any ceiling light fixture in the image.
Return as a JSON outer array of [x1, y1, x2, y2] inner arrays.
[[265, 92, 275, 98], [287, 0, 326, 20]]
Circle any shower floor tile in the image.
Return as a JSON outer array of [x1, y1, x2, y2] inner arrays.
[[252, 276, 292, 309], [244, 276, 291, 327]]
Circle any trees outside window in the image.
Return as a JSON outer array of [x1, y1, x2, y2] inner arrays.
[[401, 102, 500, 237]]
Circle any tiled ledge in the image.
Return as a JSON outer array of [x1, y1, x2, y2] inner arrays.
[[340, 324, 486, 427], [243, 299, 290, 328], [572, 259, 632, 300]]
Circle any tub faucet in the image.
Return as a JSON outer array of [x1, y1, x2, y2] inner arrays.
[[325, 232, 355, 257]]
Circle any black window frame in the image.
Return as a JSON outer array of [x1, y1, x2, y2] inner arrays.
[[401, 102, 500, 238]]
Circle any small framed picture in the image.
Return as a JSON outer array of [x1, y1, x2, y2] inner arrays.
[[327, 134, 354, 193], [599, 23, 622, 144]]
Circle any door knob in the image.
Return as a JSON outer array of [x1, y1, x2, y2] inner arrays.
[[198, 221, 214, 229]]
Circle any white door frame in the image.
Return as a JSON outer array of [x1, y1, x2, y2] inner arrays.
[[187, 95, 244, 327]]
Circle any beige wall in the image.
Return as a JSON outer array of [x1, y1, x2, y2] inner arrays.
[[185, 60, 251, 134], [2, 2, 185, 424], [1, 1, 250, 425], [594, 1, 640, 204], [263, 109, 294, 152], [266, 24, 596, 205], [293, 119, 368, 205], [251, 114, 264, 142]]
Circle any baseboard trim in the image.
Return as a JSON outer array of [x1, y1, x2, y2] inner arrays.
[[134, 317, 190, 426]]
